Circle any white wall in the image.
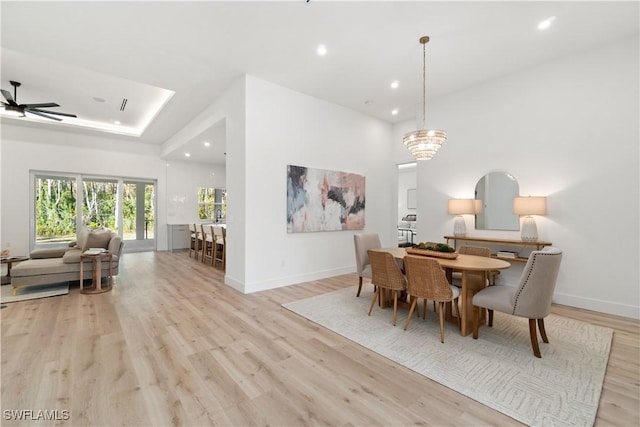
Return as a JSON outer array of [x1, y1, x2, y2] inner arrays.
[[0, 123, 168, 254], [393, 36, 639, 318], [165, 160, 226, 225], [241, 76, 395, 293], [160, 76, 247, 286]]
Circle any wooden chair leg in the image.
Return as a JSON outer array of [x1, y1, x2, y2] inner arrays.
[[403, 298, 417, 330], [392, 291, 398, 326], [453, 297, 461, 329], [438, 302, 445, 343], [211, 243, 218, 267], [408, 296, 419, 318], [538, 318, 549, 343], [529, 319, 542, 358], [422, 299, 427, 319], [488, 309, 494, 327], [368, 288, 379, 316], [473, 306, 480, 339], [356, 276, 363, 297]]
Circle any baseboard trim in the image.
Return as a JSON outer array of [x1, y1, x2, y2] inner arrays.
[[228, 266, 354, 294], [553, 292, 639, 319], [224, 266, 640, 320]]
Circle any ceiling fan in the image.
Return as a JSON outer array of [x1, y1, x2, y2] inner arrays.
[[1, 80, 77, 121]]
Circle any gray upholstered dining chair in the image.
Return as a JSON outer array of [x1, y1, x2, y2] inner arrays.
[[353, 233, 382, 297], [472, 246, 563, 358], [367, 249, 407, 326], [403, 255, 461, 342]]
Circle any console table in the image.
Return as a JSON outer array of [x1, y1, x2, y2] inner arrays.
[[444, 236, 552, 263]]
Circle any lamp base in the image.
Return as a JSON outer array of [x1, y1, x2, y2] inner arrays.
[[453, 216, 466, 237], [521, 216, 538, 242]]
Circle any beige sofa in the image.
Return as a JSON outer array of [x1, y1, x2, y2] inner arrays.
[[10, 228, 124, 295]]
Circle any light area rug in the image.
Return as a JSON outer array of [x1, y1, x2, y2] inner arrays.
[[283, 287, 613, 427], [1, 282, 69, 303]]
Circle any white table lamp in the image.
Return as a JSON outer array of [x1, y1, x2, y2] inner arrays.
[[513, 196, 547, 242], [448, 199, 476, 237]]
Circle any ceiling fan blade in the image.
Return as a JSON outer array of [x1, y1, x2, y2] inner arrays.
[[28, 108, 77, 118], [21, 102, 60, 109], [26, 109, 62, 121], [1, 89, 17, 105]]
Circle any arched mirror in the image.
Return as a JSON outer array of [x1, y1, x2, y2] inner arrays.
[[475, 171, 519, 231]]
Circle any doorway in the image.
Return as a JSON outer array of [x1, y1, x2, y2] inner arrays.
[[397, 163, 417, 247]]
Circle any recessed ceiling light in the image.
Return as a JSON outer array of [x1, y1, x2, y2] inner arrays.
[[538, 16, 556, 30], [114, 120, 121, 125], [185, 153, 191, 157], [390, 80, 399, 89], [317, 44, 327, 56], [391, 109, 399, 115], [203, 141, 211, 147]]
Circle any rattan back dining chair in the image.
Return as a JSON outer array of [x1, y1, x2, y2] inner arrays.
[[367, 249, 407, 326], [472, 246, 563, 358], [403, 255, 461, 343], [452, 245, 493, 287]]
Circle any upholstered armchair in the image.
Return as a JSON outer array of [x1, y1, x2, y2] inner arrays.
[[472, 246, 563, 358], [353, 233, 381, 297]]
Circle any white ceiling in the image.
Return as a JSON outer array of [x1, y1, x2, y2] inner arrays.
[[1, 1, 638, 165]]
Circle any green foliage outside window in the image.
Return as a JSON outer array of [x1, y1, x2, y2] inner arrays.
[[35, 176, 156, 243], [35, 177, 77, 243], [198, 187, 226, 220]]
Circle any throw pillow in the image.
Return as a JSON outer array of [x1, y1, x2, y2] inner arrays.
[[77, 227, 90, 249], [83, 229, 112, 250]]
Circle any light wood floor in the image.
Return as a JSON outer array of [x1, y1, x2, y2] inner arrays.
[[2, 251, 638, 426]]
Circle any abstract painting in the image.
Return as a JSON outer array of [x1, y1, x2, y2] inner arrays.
[[287, 165, 365, 233]]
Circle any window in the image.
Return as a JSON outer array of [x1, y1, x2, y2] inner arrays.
[[82, 178, 118, 232], [34, 175, 77, 245], [198, 187, 226, 221], [31, 172, 156, 250]]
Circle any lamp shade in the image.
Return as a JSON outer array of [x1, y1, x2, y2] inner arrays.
[[448, 199, 476, 215], [513, 197, 547, 216]]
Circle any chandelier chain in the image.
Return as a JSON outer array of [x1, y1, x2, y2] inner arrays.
[[422, 40, 426, 129]]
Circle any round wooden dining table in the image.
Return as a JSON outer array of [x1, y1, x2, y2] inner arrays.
[[370, 247, 511, 336]]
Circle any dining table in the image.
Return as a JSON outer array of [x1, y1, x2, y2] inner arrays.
[[369, 247, 511, 336]]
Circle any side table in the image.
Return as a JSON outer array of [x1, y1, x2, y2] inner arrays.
[[79, 251, 113, 294], [1, 256, 29, 285]]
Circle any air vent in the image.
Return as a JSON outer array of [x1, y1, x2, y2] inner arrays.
[[120, 98, 128, 111]]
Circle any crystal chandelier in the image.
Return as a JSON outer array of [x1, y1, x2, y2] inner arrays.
[[403, 36, 446, 160]]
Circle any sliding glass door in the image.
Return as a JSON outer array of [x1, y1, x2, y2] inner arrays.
[[32, 172, 156, 251], [82, 178, 119, 233], [122, 181, 155, 250]]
